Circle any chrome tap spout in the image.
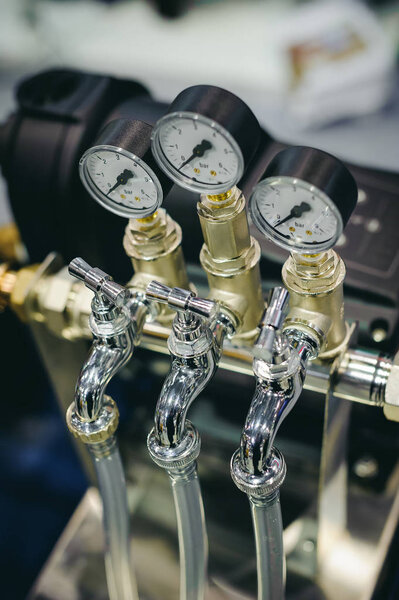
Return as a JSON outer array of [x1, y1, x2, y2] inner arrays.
[[154, 347, 218, 447], [240, 363, 306, 475], [146, 280, 234, 448], [238, 287, 320, 476], [69, 258, 149, 422], [75, 326, 134, 421]]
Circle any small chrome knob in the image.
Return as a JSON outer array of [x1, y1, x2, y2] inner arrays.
[[146, 281, 217, 320], [69, 257, 130, 307], [253, 287, 290, 361]]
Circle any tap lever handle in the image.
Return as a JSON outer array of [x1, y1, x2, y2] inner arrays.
[[263, 287, 290, 330], [253, 287, 290, 361], [69, 257, 130, 307], [145, 281, 171, 304], [68, 257, 92, 282], [146, 280, 217, 320]]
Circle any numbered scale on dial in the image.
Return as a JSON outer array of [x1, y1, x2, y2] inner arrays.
[[151, 85, 261, 194], [249, 146, 358, 253], [79, 119, 172, 219]]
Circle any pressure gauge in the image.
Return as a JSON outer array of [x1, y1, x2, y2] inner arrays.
[[249, 146, 358, 253], [151, 85, 261, 194], [79, 119, 172, 219]]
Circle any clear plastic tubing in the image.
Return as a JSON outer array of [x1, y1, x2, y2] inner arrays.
[[250, 491, 285, 600], [90, 437, 139, 600], [167, 462, 208, 600]]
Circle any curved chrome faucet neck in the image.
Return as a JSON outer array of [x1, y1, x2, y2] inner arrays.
[[154, 307, 234, 448], [240, 332, 316, 475], [154, 347, 218, 447], [75, 298, 147, 422], [146, 280, 234, 449]]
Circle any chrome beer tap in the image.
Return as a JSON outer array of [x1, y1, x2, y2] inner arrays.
[[231, 287, 325, 600], [66, 258, 147, 600], [145, 281, 235, 600]]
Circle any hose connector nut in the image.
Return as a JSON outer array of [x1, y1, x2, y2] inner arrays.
[[231, 446, 286, 499], [147, 420, 201, 470], [66, 395, 119, 444]]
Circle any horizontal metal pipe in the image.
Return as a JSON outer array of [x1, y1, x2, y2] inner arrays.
[[140, 322, 392, 408]]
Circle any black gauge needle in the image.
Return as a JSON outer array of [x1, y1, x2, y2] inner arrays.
[[107, 169, 134, 195], [275, 202, 311, 227], [178, 139, 212, 170]]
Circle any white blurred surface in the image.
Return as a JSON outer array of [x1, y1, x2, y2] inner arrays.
[[0, 0, 398, 224]]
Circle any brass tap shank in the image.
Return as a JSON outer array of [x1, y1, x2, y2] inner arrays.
[[197, 187, 264, 344]]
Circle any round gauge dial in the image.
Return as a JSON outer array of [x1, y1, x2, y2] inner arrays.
[[80, 145, 162, 219], [249, 146, 358, 253], [250, 176, 342, 253], [151, 85, 261, 194], [152, 112, 243, 194]]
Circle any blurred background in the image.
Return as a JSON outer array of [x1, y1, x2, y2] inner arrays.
[[0, 1, 398, 598]]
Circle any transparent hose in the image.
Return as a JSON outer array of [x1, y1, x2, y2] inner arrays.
[[250, 491, 285, 600], [167, 462, 208, 600], [90, 437, 139, 600]]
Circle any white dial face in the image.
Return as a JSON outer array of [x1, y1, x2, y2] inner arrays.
[[152, 112, 244, 193], [249, 176, 342, 253], [79, 145, 162, 218]]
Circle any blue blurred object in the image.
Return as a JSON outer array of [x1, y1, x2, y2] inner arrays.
[[0, 389, 87, 600]]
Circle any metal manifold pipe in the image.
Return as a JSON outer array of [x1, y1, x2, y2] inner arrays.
[[141, 320, 392, 411]]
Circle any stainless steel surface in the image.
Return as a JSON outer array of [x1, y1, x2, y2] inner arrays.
[[337, 348, 390, 407], [317, 360, 352, 570]]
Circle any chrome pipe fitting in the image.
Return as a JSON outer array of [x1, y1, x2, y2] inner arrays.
[[231, 446, 286, 500], [234, 286, 324, 481], [146, 280, 234, 450], [68, 258, 148, 426]]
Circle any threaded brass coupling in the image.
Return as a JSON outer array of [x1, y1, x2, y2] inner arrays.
[[282, 250, 349, 358], [66, 395, 119, 445]]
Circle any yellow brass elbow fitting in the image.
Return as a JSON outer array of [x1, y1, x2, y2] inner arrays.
[[197, 187, 264, 344], [282, 250, 349, 359], [123, 208, 192, 323]]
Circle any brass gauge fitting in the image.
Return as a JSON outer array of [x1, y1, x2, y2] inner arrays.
[[123, 208, 192, 323], [0, 262, 41, 320], [282, 250, 349, 359], [197, 187, 264, 344]]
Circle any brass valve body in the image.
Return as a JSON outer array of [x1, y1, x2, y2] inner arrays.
[[0, 263, 40, 320], [123, 209, 191, 323], [282, 250, 347, 359], [198, 187, 264, 344]]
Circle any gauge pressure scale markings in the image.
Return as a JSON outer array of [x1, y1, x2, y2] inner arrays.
[[249, 147, 358, 253], [80, 119, 172, 220], [151, 85, 261, 194]]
